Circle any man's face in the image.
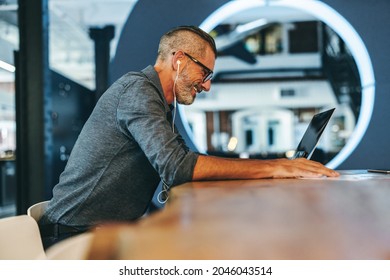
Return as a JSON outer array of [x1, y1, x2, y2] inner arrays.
[[174, 51, 215, 105]]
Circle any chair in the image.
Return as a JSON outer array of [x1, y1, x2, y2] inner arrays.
[[45, 232, 94, 260], [0, 215, 46, 260], [27, 200, 50, 222]]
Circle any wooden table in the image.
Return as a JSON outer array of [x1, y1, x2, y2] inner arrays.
[[87, 170, 390, 260]]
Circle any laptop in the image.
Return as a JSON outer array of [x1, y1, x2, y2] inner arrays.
[[293, 108, 335, 159]]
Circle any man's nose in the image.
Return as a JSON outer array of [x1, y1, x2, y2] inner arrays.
[[201, 80, 212, 92]]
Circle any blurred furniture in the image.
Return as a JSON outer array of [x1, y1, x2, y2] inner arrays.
[[27, 200, 50, 222], [0, 215, 46, 259], [86, 170, 390, 260], [45, 232, 94, 260]]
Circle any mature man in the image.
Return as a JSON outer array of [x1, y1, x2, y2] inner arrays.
[[39, 25, 338, 248]]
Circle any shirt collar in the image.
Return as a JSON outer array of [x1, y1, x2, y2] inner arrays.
[[141, 65, 171, 113]]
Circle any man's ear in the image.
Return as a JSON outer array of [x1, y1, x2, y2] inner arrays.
[[173, 51, 184, 70]]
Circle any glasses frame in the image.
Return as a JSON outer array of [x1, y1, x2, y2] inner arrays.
[[183, 52, 213, 83]]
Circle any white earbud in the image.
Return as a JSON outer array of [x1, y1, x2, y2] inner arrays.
[[176, 60, 180, 75]]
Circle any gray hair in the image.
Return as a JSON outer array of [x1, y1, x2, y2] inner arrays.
[[157, 25, 217, 62]]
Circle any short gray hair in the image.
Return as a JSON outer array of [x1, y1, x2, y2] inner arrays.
[[157, 25, 217, 62]]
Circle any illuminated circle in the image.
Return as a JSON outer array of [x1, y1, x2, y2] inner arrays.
[[179, 0, 375, 168]]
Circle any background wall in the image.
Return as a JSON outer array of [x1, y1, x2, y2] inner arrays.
[[320, 0, 390, 169], [111, 0, 390, 170]]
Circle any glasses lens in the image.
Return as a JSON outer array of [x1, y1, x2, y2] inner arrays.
[[184, 52, 213, 83]]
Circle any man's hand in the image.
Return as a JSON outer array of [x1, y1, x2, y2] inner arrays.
[[267, 158, 339, 179]]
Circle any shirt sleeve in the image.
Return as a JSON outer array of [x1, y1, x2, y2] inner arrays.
[[116, 78, 199, 187]]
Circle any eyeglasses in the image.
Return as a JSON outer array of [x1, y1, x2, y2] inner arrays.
[[183, 52, 213, 83]]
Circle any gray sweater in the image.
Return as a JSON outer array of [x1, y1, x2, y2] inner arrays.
[[40, 66, 199, 227]]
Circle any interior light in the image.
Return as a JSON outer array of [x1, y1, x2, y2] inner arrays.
[[0, 60, 16, 73], [227, 136, 239, 152]]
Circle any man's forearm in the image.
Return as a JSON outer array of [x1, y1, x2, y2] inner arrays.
[[192, 154, 339, 181], [192, 155, 274, 180]]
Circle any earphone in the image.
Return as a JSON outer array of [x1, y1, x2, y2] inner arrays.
[[174, 60, 180, 103], [172, 60, 180, 132]]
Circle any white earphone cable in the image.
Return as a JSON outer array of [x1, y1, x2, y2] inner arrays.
[[172, 62, 180, 133]]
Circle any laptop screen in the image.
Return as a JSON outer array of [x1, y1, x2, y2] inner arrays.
[[294, 108, 335, 159]]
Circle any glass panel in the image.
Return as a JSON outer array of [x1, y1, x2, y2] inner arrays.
[[0, 7, 18, 218]]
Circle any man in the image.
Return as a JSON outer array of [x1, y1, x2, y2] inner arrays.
[[39, 25, 338, 248]]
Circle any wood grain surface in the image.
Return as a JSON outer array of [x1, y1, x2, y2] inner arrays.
[[87, 170, 390, 260]]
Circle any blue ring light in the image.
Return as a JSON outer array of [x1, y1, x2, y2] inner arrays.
[[180, 0, 375, 168]]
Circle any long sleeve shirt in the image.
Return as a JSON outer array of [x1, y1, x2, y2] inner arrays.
[[40, 65, 199, 227]]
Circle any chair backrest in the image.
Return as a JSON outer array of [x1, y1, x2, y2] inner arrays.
[[45, 232, 94, 260], [0, 215, 46, 260], [27, 200, 50, 222]]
